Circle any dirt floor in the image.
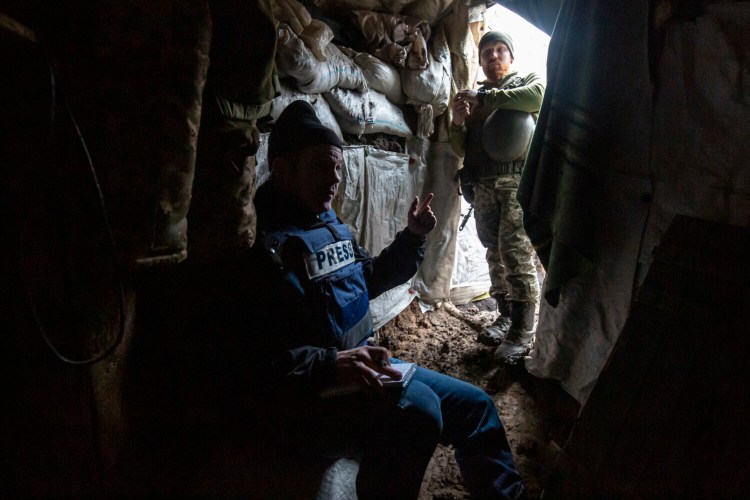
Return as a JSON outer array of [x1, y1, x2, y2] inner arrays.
[[377, 298, 580, 500]]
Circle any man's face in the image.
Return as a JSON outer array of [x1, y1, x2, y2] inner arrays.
[[277, 144, 343, 214], [479, 40, 513, 82]]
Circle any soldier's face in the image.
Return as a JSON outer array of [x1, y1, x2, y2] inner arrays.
[[282, 144, 343, 214], [480, 41, 513, 82]]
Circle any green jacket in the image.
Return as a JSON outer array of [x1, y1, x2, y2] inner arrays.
[[449, 71, 545, 158]]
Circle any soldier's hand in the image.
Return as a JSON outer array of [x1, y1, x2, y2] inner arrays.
[[452, 90, 480, 126]]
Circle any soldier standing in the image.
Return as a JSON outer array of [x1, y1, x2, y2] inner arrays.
[[450, 31, 545, 364]]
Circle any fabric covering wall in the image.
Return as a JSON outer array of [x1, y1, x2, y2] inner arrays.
[[519, 0, 750, 403], [518, 0, 654, 403], [638, 2, 750, 284], [335, 146, 426, 327]]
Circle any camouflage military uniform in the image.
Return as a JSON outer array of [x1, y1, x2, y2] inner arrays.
[[450, 32, 545, 361], [450, 71, 544, 306], [473, 175, 540, 303]]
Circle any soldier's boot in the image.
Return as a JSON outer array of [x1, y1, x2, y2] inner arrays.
[[494, 301, 536, 365], [477, 297, 512, 346]]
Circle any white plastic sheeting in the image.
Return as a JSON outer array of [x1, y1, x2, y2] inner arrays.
[[340, 142, 489, 321], [451, 197, 491, 305], [334, 146, 426, 328], [410, 142, 463, 303]]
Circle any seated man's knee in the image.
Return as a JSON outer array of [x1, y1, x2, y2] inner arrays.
[[398, 381, 443, 438]]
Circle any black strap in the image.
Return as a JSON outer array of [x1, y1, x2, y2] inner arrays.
[[469, 159, 526, 178]]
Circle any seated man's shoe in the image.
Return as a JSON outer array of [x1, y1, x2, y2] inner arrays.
[[494, 301, 536, 365], [477, 316, 512, 346]]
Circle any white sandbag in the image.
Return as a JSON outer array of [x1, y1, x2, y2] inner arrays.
[[323, 88, 412, 138], [270, 82, 343, 141], [298, 19, 334, 62], [351, 51, 404, 105], [400, 34, 451, 138], [400, 47, 450, 114], [276, 24, 368, 94]]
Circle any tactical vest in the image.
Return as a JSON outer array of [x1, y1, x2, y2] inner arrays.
[[261, 212, 372, 350], [464, 74, 531, 181]]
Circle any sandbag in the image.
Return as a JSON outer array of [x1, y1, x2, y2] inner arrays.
[[400, 24, 451, 138], [273, 0, 311, 35], [271, 82, 343, 140], [351, 10, 431, 70], [276, 24, 367, 94], [400, 31, 450, 112], [323, 88, 412, 138], [345, 49, 404, 105], [298, 19, 333, 62]]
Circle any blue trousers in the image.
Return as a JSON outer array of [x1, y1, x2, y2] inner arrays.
[[289, 363, 525, 499]]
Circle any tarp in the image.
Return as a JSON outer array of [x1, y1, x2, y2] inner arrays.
[[334, 145, 425, 327]]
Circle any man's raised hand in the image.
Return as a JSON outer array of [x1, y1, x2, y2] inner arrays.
[[408, 193, 437, 237]]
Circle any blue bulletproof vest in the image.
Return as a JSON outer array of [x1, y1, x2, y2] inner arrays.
[[261, 212, 372, 350]]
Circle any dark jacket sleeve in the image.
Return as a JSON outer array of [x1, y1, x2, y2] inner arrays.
[[359, 228, 426, 300]]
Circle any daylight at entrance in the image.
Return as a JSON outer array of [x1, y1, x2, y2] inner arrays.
[[483, 5, 550, 81], [452, 5, 551, 301]]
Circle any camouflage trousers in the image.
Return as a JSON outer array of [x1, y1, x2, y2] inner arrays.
[[473, 175, 540, 304]]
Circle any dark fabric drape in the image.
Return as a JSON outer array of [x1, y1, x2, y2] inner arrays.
[[517, 0, 653, 402], [518, 0, 653, 307]]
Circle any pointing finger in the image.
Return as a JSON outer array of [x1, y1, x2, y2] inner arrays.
[[418, 193, 434, 214]]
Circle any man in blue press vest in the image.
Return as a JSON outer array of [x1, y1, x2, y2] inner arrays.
[[237, 100, 526, 499]]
